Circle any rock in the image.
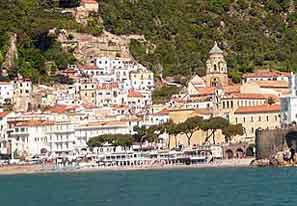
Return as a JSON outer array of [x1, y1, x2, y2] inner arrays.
[[250, 159, 270, 167], [1, 33, 18, 76], [57, 30, 146, 64]]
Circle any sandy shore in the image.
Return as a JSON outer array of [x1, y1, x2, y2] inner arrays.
[[0, 158, 254, 175]]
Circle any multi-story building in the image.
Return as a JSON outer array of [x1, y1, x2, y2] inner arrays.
[[96, 82, 120, 107], [280, 73, 297, 126], [130, 69, 154, 91], [230, 104, 281, 143], [7, 119, 77, 157], [0, 111, 12, 155], [77, 78, 97, 105], [12, 78, 33, 112], [75, 120, 131, 150], [0, 81, 14, 106], [127, 89, 152, 114], [242, 70, 290, 83]]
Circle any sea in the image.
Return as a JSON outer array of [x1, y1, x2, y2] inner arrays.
[[0, 167, 296, 206]]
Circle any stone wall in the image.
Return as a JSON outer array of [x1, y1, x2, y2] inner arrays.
[[255, 128, 287, 160]]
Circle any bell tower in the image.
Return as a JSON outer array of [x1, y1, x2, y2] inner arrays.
[[205, 42, 228, 87]]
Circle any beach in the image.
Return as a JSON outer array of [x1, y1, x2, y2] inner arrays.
[[0, 158, 254, 175]]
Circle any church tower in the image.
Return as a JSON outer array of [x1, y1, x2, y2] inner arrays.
[[205, 42, 228, 87]]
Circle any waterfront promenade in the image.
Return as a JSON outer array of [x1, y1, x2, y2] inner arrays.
[[0, 158, 254, 175]]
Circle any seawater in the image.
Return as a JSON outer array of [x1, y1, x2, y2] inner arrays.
[[0, 167, 296, 206]]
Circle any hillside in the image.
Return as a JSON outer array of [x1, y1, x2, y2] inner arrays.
[[1, 0, 297, 85], [100, 0, 297, 83], [0, 0, 92, 82]]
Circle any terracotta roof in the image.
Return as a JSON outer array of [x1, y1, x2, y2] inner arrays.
[[196, 87, 215, 96], [16, 120, 55, 127], [227, 93, 278, 100], [80, 120, 128, 128], [156, 108, 170, 116], [195, 85, 240, 96], [242, 70, 290, 78], [254, 80, 288, 89], [223, 85, 240, 94], [0, 112, 9, 118], [112, 104, 128, 109], [46, 105, 77, 114], [81, 0, 97, 4], [79, 65, 98, 70], [0, 81, 12, 85], [63, 69, 76, 74], [128, 89, 144, 98], [82, 104, 97, 109], [234, 104, 280, 114], [97, 82, 118, 90]]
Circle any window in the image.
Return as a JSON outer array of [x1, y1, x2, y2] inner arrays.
[[235, 117, 238, 124], [251, 117, 254, 122], [266, 116, 269, 122], [251, 127, 254, 133], [258, 116, 261, 122], [243, 117, 246, 123]]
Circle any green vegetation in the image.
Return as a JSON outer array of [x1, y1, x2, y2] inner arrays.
[[0, 0, 103, 83], [152, 85, 180, 104], [0, 0, 81, 82], [87, 134, 133, 148], [178, 116, 204, 146], [163, 116, 244, 146], [85, 12, 104, 37], [101, 0, 297, 78], [87, 117, 244, 150]]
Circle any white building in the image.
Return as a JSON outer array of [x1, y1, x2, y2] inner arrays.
[[280, 73, 297, 126], [75, 120, 131, 150], [7, 117, 79, 157], [0, 111, 12, 155], [130, 69, 154, 91], [96, 82, 120, 107], [0, 81, 14, 105], [242, 70, 290, 83]]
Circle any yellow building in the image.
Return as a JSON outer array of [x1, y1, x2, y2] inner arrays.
[[79, 80, 96, 105], [130, 69, 154, 90], [167, 108, 225, 148], [230, 104, 281, 143]]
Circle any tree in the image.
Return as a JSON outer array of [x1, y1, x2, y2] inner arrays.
[[0, 50, 3, 66], [222, 124, 244, 143], [162, 120, 181, 149], [202, 117, 229, 144], [267, 97, 275, 105], [178, 116, 203, 146], [87, 134, 133, 149]]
